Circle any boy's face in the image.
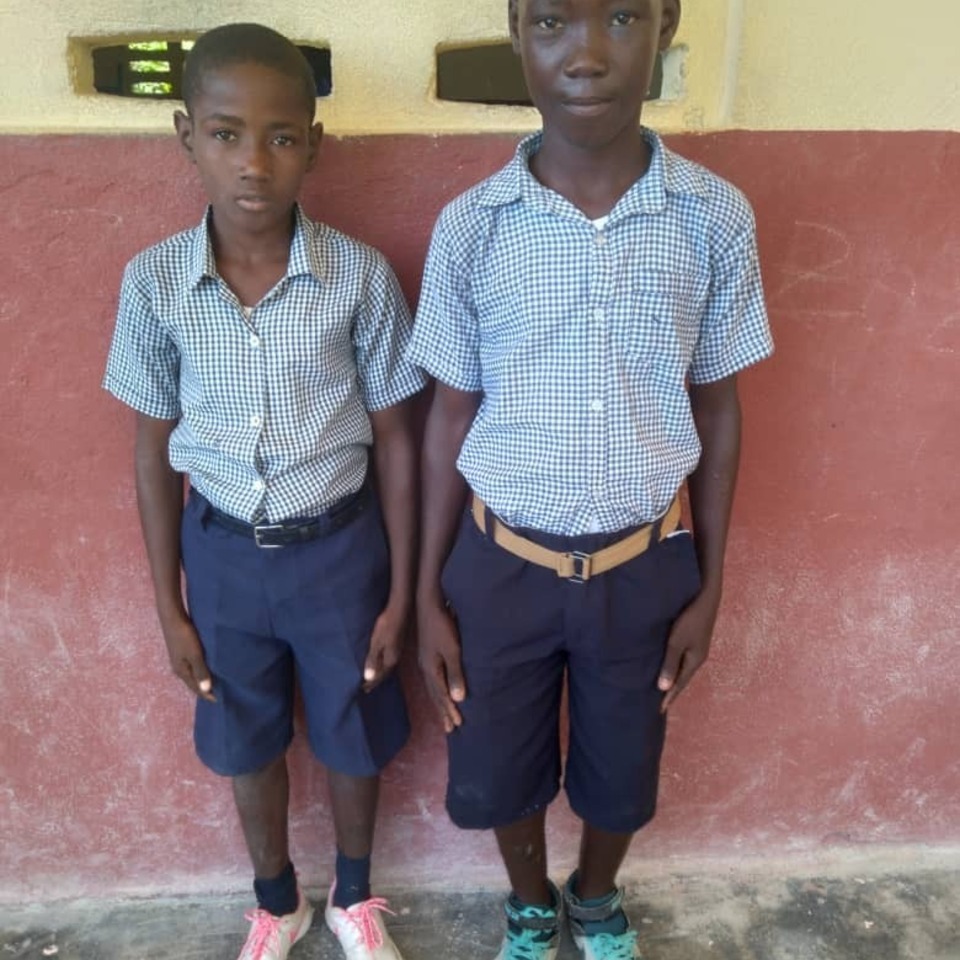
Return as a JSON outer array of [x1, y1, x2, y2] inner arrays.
[[509, 0, 680, 150], [174, 63, 322, 233]]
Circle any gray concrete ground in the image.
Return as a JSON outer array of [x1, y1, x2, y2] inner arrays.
[[2, 862, 958, 960]]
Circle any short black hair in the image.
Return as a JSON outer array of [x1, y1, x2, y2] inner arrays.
[[183, 23, 316, 119]]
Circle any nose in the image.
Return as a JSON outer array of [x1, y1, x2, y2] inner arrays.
[[563, 21, 609, 78], [239, 138, 271, 180]]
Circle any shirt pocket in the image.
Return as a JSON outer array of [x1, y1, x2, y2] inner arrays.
[[617, 270, 709, 379]]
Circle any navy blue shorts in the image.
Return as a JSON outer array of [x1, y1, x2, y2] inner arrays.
[[180, 485, 409, 778], [441, 505, 701, 834]]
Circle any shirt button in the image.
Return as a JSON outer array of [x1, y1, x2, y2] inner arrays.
[[250, 415, 262, 428], [593, 308, 605, 322], [249, 334, 261, 348], [595, 232, 606, 246], [252, 479, 265, 492], [590, 399, 604, 413]]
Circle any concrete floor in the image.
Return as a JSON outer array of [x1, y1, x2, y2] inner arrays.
[[2, 862, 959, 960]]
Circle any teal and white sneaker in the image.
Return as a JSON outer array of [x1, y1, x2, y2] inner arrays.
[[563, 875, 641, 960], [570, 929, 640, 960], [493, 881, 561, 960]]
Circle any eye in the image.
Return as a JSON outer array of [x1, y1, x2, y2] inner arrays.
[[612, 11, 638, 27], [534, 15, 562, 30], [272, 134, 296, 146], [213, 129, 237, 142]]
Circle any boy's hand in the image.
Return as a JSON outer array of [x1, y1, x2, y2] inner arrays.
[[417, 599, 466, 734], [658, 589, 720, 712], [161, 614, 216, 703], [363, 603, 407, 693]]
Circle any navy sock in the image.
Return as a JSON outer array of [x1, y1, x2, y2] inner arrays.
[[254, 861, 298, 918], [333, 850, 371, 908]]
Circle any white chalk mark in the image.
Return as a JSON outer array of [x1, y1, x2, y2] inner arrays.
[[783, 308, 866, 322], [923, 311, 959, 354], [771, 220, 854, 304], [51, 207, 124, 228]]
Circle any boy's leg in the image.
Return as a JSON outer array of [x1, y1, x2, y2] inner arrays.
[[494, 810, 551, 906], [442, 509, 569, 959], [494, 812, 562, 960], [323, 769, 403, 960], [180, 493, 313, 956], [272, 492, 410, 957], [233, 754, 292, 887], [328, 770, 379, 858], [575, 823, 633, 900], [328, 770, 379, 906], [441, 510, 566, 836], [563, 529, 702, 955]]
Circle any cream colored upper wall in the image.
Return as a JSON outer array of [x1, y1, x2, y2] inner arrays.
[[734, 0, 960, 130], [0, 0, 956, 135]]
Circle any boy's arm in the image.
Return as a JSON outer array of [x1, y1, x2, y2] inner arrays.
[[658, 374, 741, 711], [416, 383, 482, 733], [363, 396, 421, 692], [135, 413, 214, 702]]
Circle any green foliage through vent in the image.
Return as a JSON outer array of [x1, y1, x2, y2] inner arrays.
[[91, 40, 331, 101]]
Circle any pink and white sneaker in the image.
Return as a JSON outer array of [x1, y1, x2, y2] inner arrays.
[[237, 889, 314, 960], [324, 882, 404, 960]]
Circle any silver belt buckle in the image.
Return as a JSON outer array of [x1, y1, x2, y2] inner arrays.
[[253, 523, 286, 549], [567, 551, 593, 584]]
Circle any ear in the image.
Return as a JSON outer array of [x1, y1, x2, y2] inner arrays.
[[173, 110, 195, 163], [508, 0, 521, 55], [660, 0, 681, 50], [306, 121, 324, 170]]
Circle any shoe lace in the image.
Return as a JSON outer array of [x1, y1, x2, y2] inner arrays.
[[242, 909, 285, 958], [504, 926, 556, 960], [344, 897, 396, 950], [584, 929, 640, 960]]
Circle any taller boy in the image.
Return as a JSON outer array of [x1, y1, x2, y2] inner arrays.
[[411, 2, 772, 959], [104, 24, 423, 960]]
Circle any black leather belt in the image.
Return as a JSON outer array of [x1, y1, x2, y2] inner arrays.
[[202, 483, 370, 548]]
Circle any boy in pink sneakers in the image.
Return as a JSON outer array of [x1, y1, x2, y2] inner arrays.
[[103, 23, 422, 960]]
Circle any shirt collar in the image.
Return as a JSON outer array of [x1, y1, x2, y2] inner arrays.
[[187, 204, 324, 287], [477, 128, 709, 218]]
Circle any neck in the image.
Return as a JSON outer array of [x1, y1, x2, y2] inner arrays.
[[530, 126, 651, 220], [208, 206, 297, 268]]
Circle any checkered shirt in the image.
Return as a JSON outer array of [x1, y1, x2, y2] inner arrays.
[[409, 129, 773, 535], [104, 205, 426, 522]]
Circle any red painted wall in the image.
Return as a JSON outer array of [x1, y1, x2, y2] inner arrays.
[[1, 132, 958, 901]]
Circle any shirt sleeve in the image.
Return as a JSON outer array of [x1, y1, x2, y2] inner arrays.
[[406, 209, 483, 392], [102, 259, 182, 419], [352, 253, 427, 412], [688, 198, 774, 385]]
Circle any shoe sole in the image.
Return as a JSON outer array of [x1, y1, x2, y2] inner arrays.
[[572, 933, 639, 959], [494, 945, 558, 960]]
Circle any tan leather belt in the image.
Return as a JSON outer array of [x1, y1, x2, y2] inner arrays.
[[471, 495, 683, 583]]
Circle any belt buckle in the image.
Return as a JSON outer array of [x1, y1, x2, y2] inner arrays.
[[567, 551, 593, 584], [253, 523, 286, 549]]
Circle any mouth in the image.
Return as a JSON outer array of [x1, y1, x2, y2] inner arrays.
[[236, 196, 272, 212], [562, 97, 614, 117]]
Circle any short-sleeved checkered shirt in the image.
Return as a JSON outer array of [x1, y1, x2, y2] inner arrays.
[[104, 205, 426, 522], [408, 129, 773, 536]]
